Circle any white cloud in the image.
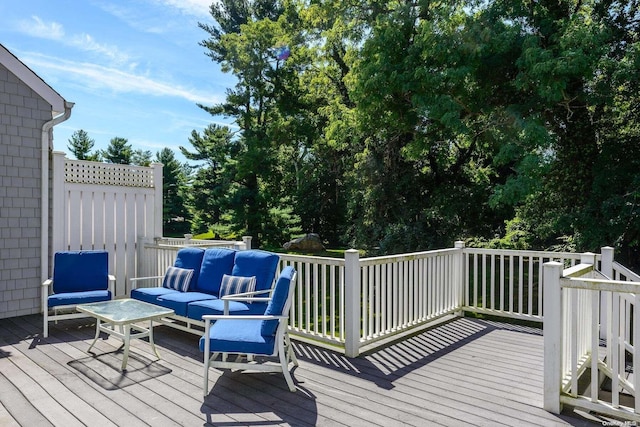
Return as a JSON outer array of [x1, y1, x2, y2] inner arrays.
[[22, 52, 222, 105], [154, 0, 213, 18], [16, 16, 131, 66], [17, 16, 65, 40]]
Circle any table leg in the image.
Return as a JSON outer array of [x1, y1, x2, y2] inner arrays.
[[87, 318, 101, 353], [121, 324, 131, 370], [148, 319, 162, 359]]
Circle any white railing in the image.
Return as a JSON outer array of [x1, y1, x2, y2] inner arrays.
[[544, 248, 640, 422], [277, 253, 346, 350], [465, 248, 584, 322], [277, 244, 465, 355], [359, 245, 464, 346]]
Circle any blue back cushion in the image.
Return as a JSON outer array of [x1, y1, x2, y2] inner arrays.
[[173, 247, 205, 291], [52, 251, 109, 294], [261, 266, 296, 336], [196, 248, 236, 294], [231, 250, 280, 292]]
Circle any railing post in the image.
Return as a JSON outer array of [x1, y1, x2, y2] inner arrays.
[[600, 247, 614, 340], [543, 261, 564, 414], [344, 249, 360, 358], [580, 252, 595, 266], [454, 241, 465, 315], [243, 236, 252, 250]]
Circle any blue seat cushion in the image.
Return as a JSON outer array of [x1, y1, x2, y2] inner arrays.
[[195, 248, 236, 294], [231, 250, 279, 292], [48, 290, 112, 308], [131, 287, 178, 305], [156, 292, 217, 317], [199, 319, 275, 355], [187, 299, 268, 321], [52, 251, 109, 294]]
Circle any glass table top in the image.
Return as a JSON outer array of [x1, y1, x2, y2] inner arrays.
[[76, 298, 174, 323]]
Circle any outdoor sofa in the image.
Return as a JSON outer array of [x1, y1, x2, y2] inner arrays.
[[130, 247, 281, 335]]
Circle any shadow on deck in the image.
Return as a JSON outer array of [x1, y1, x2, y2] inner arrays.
[[0, 314, 615, 426]]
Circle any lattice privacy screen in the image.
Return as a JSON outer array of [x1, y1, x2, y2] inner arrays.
[[64, 160, 156, 188]]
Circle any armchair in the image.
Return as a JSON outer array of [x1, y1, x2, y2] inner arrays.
[[200, 266, 298, 393], [42, 250, 115, 337]]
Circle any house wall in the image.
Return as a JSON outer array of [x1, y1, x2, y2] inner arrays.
[[0, 63, 52, 318]]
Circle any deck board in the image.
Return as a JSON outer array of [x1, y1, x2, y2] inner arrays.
[[0, 314, 606, 426]]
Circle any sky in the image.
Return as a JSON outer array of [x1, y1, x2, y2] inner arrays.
[[0, 0, 236, 163]]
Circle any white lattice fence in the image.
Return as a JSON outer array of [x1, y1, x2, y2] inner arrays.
[[51, 152, 162, 296]]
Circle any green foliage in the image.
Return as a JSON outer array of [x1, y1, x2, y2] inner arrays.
[[131, 149, 153, 166], [185, 0, 640, 269], [67, 129, 102, 161], [101, 137, 132, 164], [156, 148, 191, 236]]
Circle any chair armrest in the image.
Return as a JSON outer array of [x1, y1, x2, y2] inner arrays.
[[221, 289, 272, 299], [202, 314, 287, 322], [108, 274, 116, 296], [42, 279, 53, 287], [129, 275, 164, 290], [221, 289, 274, 314]]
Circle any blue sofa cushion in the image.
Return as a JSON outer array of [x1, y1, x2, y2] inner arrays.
[[156, 291, 217, 317], [231, 250, 279, 292], [48, 290, 112, 308], [187, 299, 268, 321], [52, 251, 109, 294], [262, 266, 296, 336], [173, 247, 205, 291], [162, 266, 194, 292], [130, 287, 177, 305], [219, 275, 256, 298], [195, 248, 236, 294], [199, 319, 275, 355]]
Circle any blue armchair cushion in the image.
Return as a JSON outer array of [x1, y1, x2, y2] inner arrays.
[[52, 251, 109, 294], [162, 266, 194, 292], [196, 248, 236, 294], [48, 290, 112, 308], [173, 247, 205, 291], [187, 299, 267, 321], [199, 319, 275, 355], [219, 275, 256, 299], [261, 266, 296, 336], [231, 250, 279, 292]]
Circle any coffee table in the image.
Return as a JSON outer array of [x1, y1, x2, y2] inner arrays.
[[76, 298, 174, 370]]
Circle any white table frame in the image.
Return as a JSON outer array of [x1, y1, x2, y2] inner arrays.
[[76, 299, 174, 370]]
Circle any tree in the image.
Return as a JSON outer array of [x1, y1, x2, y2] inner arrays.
[[67, 129, 101, 161], [156, 148, 191, 236], [180, 124, 235, 235], [132, 149, 153, 166], [101, 137, 132, 164]]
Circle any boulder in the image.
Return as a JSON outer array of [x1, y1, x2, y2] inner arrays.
[[283, 233, 325, 252]]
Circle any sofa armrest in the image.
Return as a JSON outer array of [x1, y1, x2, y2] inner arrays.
[[129, 275, 164, 290]]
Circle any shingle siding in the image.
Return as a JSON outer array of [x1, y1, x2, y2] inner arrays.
[[0, 63, 51, 318]]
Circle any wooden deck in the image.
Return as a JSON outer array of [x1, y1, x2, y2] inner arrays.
[[0, 314, 608, 426]]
